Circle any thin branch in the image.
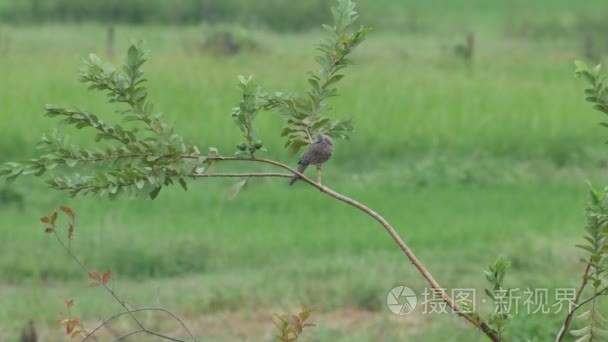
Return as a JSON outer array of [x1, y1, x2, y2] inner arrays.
[[556, 259, 592, 342], [192, 172, 290, 178], [112, 329, 145, 341], [51, 229, 196, 342], [575, 285, 608, 309], [100, 320, 121, 339], [52, 232, 148, 333], [206, 156, 500, 341], [125, 329, 184, 342], [83, 308, 195, 342]]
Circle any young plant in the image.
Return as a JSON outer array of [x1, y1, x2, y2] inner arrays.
[[41, 206, 196, 341], [568, 186, 608, 341], [555, 61, 608, 341], [484, 257, 512, 339], [273, 306, 316, 342], [262, 0, 366, 154]]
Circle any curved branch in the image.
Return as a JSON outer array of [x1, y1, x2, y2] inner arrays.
[[556, 260, 592, 342], [192, 172, 291, 178], [207, 156, 500, 341], [575, 286, 608, 309], [556, 283, 608, 341], [108, 325, 184, 342], [83, 307, 192, 341], [205, 157, 318, 186], [50, 227, 196, 342], [112, 329, 145, 341]]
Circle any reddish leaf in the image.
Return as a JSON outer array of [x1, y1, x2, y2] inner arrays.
[[45, 227, 55, 233], [64, 299, 74, 309], [67, 223, 74, 240], [49, 210, 58, 225], [87, 271, 101, 281], [40, 216, 50, 223], [70, 329, 83, 338], [102, 269, 112, 285], [56, 315, 68, 325], [59, 205, 75, 220], [66, 320, 75, 334]]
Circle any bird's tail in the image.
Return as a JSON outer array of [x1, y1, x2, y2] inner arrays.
[[289, 163, 308, 186]]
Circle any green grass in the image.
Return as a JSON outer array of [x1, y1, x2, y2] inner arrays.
[[0, 25, 606, 163], [1, 22, 608, 341], [0, 181, 594, 340]]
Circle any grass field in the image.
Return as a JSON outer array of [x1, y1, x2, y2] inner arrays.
[[1, 10, 608, 342]]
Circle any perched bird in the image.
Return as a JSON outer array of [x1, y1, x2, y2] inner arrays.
[[289, 133, 334, 186]]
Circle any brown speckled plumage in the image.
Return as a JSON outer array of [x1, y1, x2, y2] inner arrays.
[[289, 133, 334, 185]]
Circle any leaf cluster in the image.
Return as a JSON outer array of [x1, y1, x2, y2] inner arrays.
[[231, 75, 266, 157], [575, 61, 608, 121], [57, 299, 85, 339], [273, 305, 316, 342], [484, 256, 512, 337], [235, 0, 368, 155], [570, 185, 608, 341], [1, 42, 203, 199], [1, 0, 372, 200]]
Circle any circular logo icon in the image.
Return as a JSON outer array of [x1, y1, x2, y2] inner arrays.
[[387, 286, 417, 315]]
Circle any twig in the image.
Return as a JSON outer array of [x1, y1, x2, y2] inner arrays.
[[555, 284, 608, 342], [192, 172, 290, 178], [52, 234, 146, 334], [51, 229, 196, 341], [556, 260, 592, 342], [83, 308, 195, 342], [100, 319, 121, 339], [206, 156, 500, 341], [575, 286, 608, 309], [112, 329, 145, 341]]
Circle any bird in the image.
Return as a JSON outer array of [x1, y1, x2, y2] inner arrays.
[[289, 133, 334, 186]]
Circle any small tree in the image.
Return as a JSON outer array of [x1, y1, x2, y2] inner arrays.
[[13, 1, 587, 341], [552, 61, 608, 342]]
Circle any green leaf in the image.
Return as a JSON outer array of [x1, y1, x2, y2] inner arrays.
[[135, 179, 145, 189], [578, 309, 592, 320], [207, 147, 220, 158], [307, 78, 320, 92], [5, 171, 22, 183], [89, 53, 102, 67], [178, 178, 188, 191], [484, 288, 494, 299], [574, 60, 589, 74], [127, 45, 138, 67], [228, 179, 247, 200], [131, 87, 148, 102], [149, 186, 162, 200], [102, 62, 116, 76], [65, 159, 78, 168], [325, 74, 344, 87], [571, 326, 591, 337]]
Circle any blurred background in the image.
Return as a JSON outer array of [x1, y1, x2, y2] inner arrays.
[[1, 0, 608, 340]]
